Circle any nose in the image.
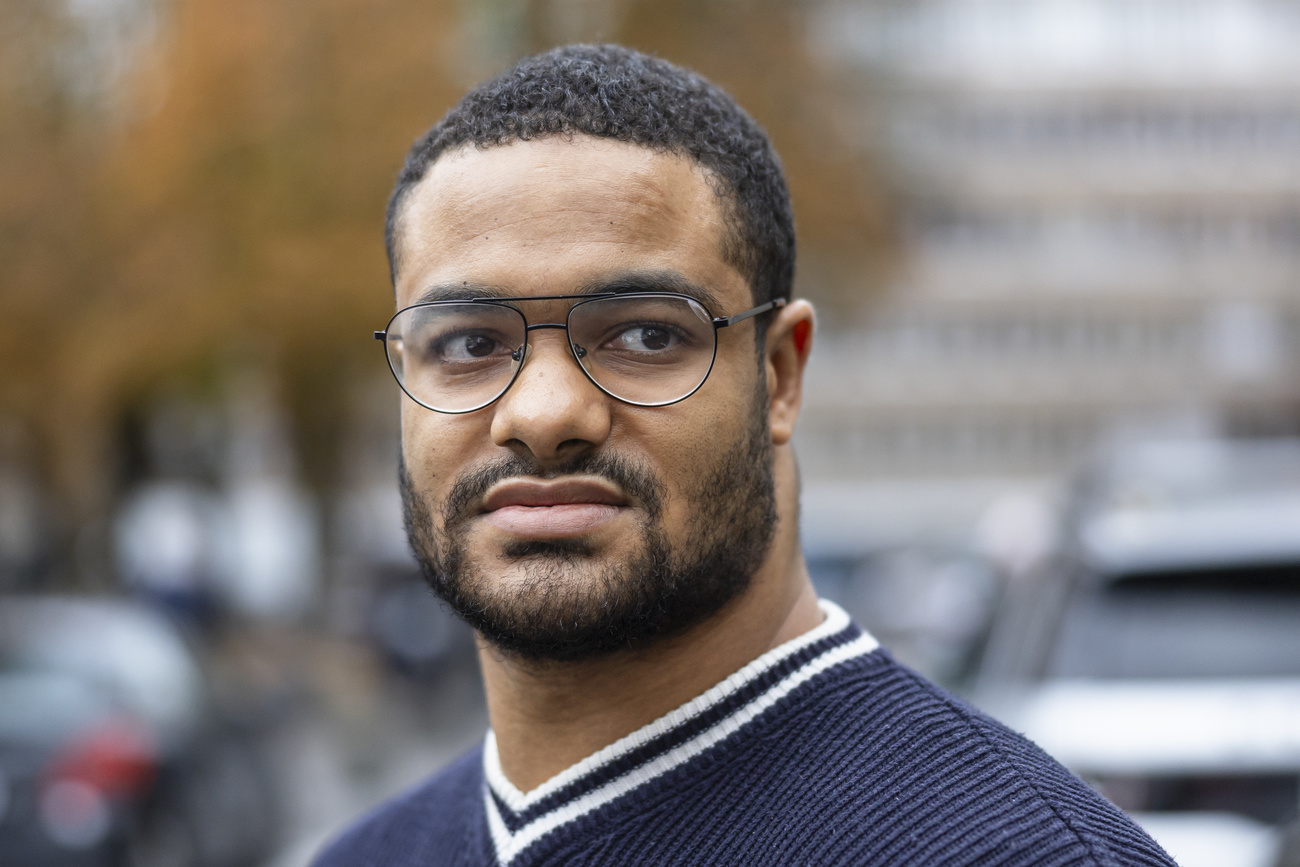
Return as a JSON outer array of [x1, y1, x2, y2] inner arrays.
[[489, 329, 612, 463]]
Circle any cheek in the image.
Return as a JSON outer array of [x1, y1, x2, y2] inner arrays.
[[687, 351, 765, 438], [400, 403, 485, 495], [626, 375, 757, 505]]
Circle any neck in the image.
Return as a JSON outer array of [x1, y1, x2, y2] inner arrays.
[[478, 544, 821, 793]]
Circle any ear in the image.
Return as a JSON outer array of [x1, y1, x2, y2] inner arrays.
[[764, 299, 815, 446]]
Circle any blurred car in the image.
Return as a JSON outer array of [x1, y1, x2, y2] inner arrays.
[[0, 596, 278, 867], [974, 438, 1300, 867], [809, 545, 999, 686]]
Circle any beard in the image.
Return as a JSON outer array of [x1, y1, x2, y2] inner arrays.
[[399, 387, 778, 662]]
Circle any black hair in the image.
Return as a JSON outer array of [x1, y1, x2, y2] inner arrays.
[[385, 44, 795, 308]]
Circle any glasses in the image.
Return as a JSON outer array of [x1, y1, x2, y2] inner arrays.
[[375, 292, 785, 413]]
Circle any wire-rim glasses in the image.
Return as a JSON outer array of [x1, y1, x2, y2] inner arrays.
[[374, 292, 785, 414]]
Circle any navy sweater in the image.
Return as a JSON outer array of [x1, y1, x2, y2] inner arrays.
[[314, 603, 1176, 866]]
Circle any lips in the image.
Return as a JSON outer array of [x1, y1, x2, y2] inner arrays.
[[479, 478, 628, 538], [482, 478, 626, 510]]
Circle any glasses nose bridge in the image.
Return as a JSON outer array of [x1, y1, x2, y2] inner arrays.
[[518, 319, 584, 371], [524, 321, 569, 333], [523, 320, 575, 355], [502, 317, 600, 405]]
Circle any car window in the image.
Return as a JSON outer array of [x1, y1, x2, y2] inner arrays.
[[0, 670, 116, 745], [0, 600, 203, 731], [1047, 566, 1300, 679], [1095, 440, 1300, 510]]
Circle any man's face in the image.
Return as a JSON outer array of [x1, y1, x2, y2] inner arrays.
[[394, 136, 777, 661]]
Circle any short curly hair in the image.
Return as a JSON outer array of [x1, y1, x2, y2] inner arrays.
[[386, 44, 795, 308]]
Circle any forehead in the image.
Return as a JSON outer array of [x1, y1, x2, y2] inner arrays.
[[393, 136, 744, 308]]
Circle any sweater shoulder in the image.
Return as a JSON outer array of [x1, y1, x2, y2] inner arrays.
[[831, 654, 1178, 866], [529, 650, 1179, 866], [310, 745, 486, 867]]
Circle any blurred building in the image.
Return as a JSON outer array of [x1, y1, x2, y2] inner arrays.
[[798, 0, 1300, 552]]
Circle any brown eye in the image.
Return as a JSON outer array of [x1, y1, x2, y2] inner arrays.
[[464, 335, 496, 357], [433, 332, 505, 361], [613, 325, 678, 352]]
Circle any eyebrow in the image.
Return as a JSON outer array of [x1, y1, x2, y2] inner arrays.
[[411, 271, 724, 313], [578, 271, 723, 312], [412, 282, 514, 304]]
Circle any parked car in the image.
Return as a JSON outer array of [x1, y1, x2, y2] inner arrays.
[[975, 438, 1300, 867], [0, 596, 278, 866]]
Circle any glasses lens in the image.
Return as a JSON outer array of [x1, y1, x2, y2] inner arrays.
[[567, 295, 716, 405], [385, 303, 526, 412]]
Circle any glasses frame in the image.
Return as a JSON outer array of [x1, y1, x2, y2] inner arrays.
[[374, 292, 786, 414]]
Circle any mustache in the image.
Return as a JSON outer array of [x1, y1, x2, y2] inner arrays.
[[438, 451, 668, 529]]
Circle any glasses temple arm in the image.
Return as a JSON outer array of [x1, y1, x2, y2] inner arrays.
[[713, 297, 787, 329]]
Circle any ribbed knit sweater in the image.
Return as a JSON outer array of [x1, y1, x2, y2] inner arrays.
[[314, 601, 1177, 866]]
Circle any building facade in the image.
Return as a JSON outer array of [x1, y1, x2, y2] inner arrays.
[[797, 0, 1300, 551]]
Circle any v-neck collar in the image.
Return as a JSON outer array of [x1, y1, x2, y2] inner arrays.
[[481, 600, 878, 865]]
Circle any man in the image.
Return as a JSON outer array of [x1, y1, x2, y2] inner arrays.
[[316, 45, 1176, 866]]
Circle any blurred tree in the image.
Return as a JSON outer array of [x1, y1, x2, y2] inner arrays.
[[95, 0, 471, 485], [2, 0, 471, 542], [0, 0, 120, 525]]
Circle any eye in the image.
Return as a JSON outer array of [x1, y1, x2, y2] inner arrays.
[[447, 333, 499, 359], [608, 324, 680, 353], [426, 330, 513, 363]]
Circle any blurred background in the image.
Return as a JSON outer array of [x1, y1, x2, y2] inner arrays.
[[2, 1, 1299, 865]]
